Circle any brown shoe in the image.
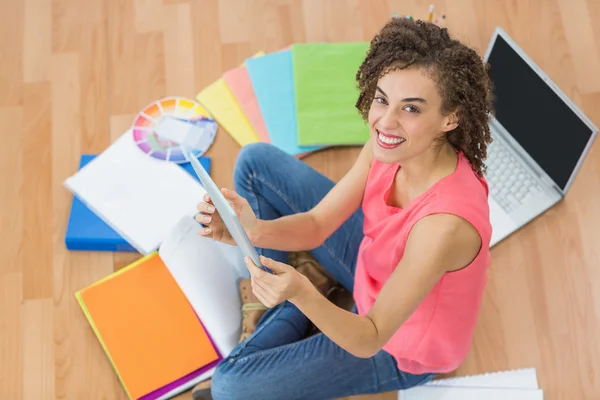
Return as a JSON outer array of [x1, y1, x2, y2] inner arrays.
[[239, 278, 267, 342], [288, 251, 337, 296], [191, 378, 212, 400]]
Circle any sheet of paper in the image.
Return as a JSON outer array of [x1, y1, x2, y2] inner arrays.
[[398, 368, 541, 400], [427, 368, 539, 389], [79, 253, 220, 400], [246, 49, 323, 156], [292, 42, 370, 146], [63, 131, 207, 255], [196, 78, 260, 147], [156, 367, 215, 400], [223, 54, 271, 144], [399, 386, 543, 400], [159, 217, 250, 359]]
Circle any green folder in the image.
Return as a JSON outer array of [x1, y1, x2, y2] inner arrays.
[[292, 42, 370, 146]]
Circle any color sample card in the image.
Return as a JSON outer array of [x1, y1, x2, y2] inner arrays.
[[132, 97, 217, 163], [292, 42, 371, 146], [78, 253, 220, 400], [223, 55, 271, 143], [196, 79, 260, 147], [246, 49, 322, 156]]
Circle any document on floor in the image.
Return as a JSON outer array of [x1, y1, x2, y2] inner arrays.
[[398, 368, 543, 399]]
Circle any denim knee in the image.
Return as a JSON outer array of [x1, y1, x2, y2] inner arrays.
[[209, 361, 231, 400], [233, 143, 280, 190], [210, 359, 259, 400]]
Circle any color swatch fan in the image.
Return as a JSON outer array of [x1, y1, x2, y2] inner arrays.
[[132, 97, 217, 163]]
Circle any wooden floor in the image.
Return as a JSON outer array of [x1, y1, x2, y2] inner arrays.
[[1, 0, 600, 399]]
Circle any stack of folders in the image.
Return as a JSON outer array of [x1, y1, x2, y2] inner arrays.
[[196, 42, 372, 157]]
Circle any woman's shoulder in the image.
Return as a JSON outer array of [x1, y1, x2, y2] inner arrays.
[[420, 153, 492, 236], [439, 152, 490, 199]]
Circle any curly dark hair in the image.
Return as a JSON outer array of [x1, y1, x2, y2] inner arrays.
[[355, 17, 494, 176]]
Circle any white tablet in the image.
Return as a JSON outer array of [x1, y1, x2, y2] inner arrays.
[[186, 153, 268, 272]]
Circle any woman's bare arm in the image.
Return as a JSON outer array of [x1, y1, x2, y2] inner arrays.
[[253, 139, 373, 251]]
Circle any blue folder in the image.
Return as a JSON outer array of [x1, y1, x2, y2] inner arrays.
[[65, 154, 211, 252], [245, 49, 323, 156]]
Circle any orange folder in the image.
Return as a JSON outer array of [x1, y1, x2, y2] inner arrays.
[[79, 253, 219, 399]]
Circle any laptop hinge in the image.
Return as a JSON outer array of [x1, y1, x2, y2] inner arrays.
[[539, 174, 563, 197]]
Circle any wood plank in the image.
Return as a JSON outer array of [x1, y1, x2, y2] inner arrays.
[[22, 81, 53, 300], [78, 0, 110, 155], [557, 0, 600, 94], [22, 299, 55, 400], [108, 0, 167, 115], [50, 52, 82, 306], [191, 0, 223, 88], [302, 0, 363, 42], [0, 0, 23, 106], [134, 0, 166, 33], [0, 273, 23, 399], [218, 0, 250, 44], [163, 2, 197, 97], [0, 107, 24, 274], [358, 0, 391, 41], [23, 0, 52, 83]]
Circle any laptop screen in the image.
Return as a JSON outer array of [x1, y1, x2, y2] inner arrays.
[[487, 34, 594, 191]]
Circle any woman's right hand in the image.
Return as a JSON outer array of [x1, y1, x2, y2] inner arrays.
[[195, 188, 260, 246]]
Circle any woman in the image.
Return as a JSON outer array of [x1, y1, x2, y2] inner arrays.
[[193, 17, 493, 400]]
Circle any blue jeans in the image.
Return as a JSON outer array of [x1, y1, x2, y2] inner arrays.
[[210, 143, 436, 400]]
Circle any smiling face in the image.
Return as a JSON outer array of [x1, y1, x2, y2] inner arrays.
[[367, 67, 458, 164]]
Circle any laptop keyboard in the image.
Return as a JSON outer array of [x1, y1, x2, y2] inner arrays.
[[485, 139, 544, 213]]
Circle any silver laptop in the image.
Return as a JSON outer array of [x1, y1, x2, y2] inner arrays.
[[483, 27, 598, 247]]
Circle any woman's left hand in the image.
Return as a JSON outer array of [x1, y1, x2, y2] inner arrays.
[[244, 255, 310, 307]]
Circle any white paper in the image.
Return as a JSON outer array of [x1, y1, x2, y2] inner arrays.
[[399, 386, 543, 400], [159, 217, 250, 359], [157, 368, 215, 400], [155, 117, 216, 153], [63, 131, 207, 254], [399, 368, 541, 400], [427, 368, 538, 389]]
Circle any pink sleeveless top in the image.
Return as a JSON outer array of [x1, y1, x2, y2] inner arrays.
[[353, 151, 492, 375]]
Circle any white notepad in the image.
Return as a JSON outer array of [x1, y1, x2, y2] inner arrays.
[[63, 131, 207, 255], [399, 368, 543, 399], [426, 368, 539, 389], [399, 386, 543, 400]]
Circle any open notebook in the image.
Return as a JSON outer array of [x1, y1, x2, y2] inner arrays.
[[398, 368, 543, 399], [76, 216, 250, 399], [65, 154, 211, 252], [64, 131, 207, 255]]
